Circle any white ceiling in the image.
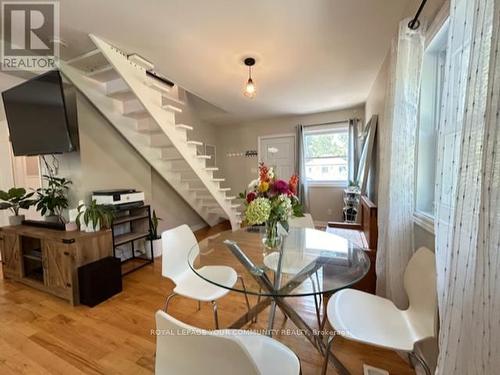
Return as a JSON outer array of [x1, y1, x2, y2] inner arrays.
[[56, 0, 411, 124]]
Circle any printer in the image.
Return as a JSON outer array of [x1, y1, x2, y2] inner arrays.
[[92, 189, 144, 208]]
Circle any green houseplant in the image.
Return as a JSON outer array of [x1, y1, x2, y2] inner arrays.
[[146, 210, 163, 258], [35, 175, 72, 223], [76, 200, 114, 232], [0, 187, 36, 225]]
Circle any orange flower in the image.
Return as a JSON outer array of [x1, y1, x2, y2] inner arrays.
[[288, 174, 299, 194], [259, 162, 270, 183]]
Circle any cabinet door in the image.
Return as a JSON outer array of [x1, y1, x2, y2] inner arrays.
[[0, 233, 21, 277], [42, 240, 73, 294]]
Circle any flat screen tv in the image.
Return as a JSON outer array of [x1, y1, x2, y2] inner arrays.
[[2, 70, 79, 156]]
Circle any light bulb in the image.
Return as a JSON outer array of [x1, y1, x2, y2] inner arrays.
[[244, 78, 256, 98]]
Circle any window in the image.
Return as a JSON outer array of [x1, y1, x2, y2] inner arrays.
[[304, 125, 349, 184], [415, 20, 449, 224]]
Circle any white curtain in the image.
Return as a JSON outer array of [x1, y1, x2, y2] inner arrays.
[[376, 19, 424, 308], [434, 0, 500, 372], [347, 118, 359, 183], [296, 124, 309, 211]]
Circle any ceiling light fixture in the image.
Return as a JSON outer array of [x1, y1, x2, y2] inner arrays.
[[243, 57, 256, 99]]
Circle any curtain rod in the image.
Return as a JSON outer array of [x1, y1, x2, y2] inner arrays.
[[301, 118, 359, 128], [408, 0, 428, 30]]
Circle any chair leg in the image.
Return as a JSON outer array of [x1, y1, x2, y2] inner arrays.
[[321, 334, 336, 375], [211, 300, 219, 329], [253, 288, 262, 323], [164, 292, 177, 312], [310, 276, 322, 328], [315, 271, 322, 306], [410, 351, 431, 375], [238, 275, 251, 313]]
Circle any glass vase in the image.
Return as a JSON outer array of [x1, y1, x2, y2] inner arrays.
[[263, 219, 281, 251]]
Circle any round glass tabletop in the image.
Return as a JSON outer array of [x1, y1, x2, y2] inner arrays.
[[188, 227, 370, 297]]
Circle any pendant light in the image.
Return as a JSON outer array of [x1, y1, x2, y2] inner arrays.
[[243, 57, 256, 98]]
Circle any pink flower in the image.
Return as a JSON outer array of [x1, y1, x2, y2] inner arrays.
[[246, 191, 257, 203], [273, 179, 289, 194]]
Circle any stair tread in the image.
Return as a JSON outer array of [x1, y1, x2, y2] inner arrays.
[[205, 167, 218, 171], [187, 140, 203, 146], [212, 178, 225, 182], [162, 104, 183, 113], [176, 124, 193, 130], [144, 78, 171, 93], [197, 155, 211, 159]]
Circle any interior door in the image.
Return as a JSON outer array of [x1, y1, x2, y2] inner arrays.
[[259, 135, 296, 181]]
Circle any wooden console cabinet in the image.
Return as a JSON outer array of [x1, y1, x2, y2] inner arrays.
[[0, 225, 113, 305]]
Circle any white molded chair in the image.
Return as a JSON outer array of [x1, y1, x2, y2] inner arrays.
[[161, 224, 249, 329], [322, 247, 436, 375], [289, 213, 315, 229], [155, 310, 301, 375]]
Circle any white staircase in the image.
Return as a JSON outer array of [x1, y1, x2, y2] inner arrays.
[[60, 35, 240, 229]]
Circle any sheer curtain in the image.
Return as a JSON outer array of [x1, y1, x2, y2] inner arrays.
[[296, 124, 309, 211], [376, 19, 424, 308], [434, 0, 500, 372], [347, 118, 359, 183]]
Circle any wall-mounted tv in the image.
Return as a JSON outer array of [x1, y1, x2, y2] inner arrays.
[[2, 70, 79, 156]]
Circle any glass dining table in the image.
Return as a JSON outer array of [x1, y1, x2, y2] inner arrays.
[[188, 226, 370, 374]]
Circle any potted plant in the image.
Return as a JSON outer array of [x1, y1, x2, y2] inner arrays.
[[146, 210, 163, 258], [35, 175, 72, 223], [0, 187, 36, 225], [76, 199, 114, 232]]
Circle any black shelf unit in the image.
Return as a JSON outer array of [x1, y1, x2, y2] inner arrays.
[[111, 204, 154, 276]]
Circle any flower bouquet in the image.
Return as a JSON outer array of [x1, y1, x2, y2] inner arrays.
[[239, 163, 304, 250]]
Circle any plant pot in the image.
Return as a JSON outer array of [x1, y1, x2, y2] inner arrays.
[[8, 214, 25, 226], [65, 222, 78, 232], [45, 215, 60, 223], [85, 220, 101, 233], [145, 238, 163, 258]]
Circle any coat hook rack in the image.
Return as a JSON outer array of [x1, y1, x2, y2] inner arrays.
[[408, 0, 428, 30]]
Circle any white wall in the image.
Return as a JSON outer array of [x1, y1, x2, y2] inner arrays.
[[0, 72, 28, 226], [214, 106, 364, 223]]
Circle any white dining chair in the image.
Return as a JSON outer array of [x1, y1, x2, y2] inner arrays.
[[155, 310, 301, 375], [161, 224, 250, 329], [289, 213, 315, 229], [322, 247, 436, 375]]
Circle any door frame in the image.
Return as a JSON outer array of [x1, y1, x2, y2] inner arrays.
[[257, 133, 297, 173]]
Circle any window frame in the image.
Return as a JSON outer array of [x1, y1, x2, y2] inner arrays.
[[413, 9, 450, 234], [303, 124, 349, 187]]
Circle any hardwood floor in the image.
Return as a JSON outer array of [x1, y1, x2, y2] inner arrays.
[[0, 222, 415, 375]]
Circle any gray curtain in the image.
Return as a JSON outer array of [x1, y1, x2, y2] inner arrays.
[[348, 118, 360, 183], [296, 124, 309, 211]]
